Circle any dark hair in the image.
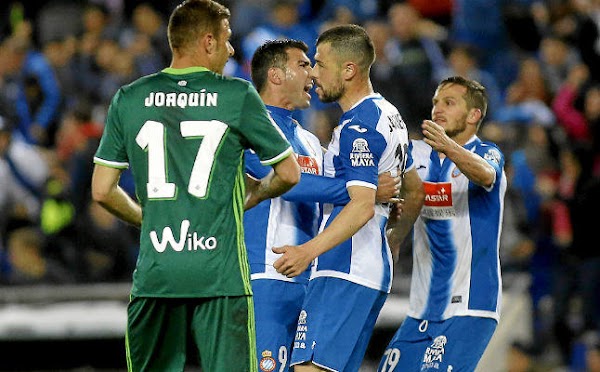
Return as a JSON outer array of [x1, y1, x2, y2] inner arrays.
[[167, 0, 230, 53], [316, 24, 375, 72], [439, 76, 488, 128], [251, 39, 309, 93]]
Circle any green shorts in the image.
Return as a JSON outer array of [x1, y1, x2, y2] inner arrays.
[[126, 295, 256, 372]]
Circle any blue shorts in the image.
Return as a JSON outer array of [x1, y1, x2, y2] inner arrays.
[[252, 279, 306, 372], [378, 316, 497, 372], [290, 276, 387, 371]]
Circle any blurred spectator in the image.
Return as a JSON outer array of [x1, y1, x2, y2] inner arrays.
[[538, 33, 581, 96], [552, 64, 598, 147], [35, 1, 84, 47], [54, 100, 103, 215], [495, 57, 555, 127], [242, 0, 319, 74], [385, 2, 447, 133], [440, 43, 503, 119], [568, 0, 600, 82], [92, 38, 139, 107], [2, 226, 74, 285], [119, 3, 170, 75], [449, 0, 519, 92], [510, 123, 559, 240], [546, 143, 600, 367], [0, 114, 50, 232], [42, 35, 80, 111], [365, 18, 407, 129], [80, 2, 120, 43], [499, 159, 535, 273], [0, 30, 61, 146]]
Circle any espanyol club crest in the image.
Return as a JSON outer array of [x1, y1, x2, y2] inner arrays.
[[259, 350, 276, 372]]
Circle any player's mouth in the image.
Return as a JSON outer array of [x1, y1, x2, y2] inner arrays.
[[304, 83, 313, 98]]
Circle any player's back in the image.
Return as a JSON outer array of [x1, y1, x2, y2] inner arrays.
[[95, 68, 291, 298]]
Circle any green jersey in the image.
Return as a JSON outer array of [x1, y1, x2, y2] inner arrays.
[[94, 67, 292, 297]]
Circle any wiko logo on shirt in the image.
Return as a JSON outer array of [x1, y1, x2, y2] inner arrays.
[[150, 219, 218, 252]]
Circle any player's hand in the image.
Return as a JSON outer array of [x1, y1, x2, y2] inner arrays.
[[422, 120, 453, 153], [272, 245, 312, 278], [244, 174, 262, 210], [388, 198, 405, 225], [376, 171, 401, 203]]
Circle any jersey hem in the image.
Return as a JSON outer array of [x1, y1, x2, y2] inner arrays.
[[346, 180, 377, 189], [260, 146, 294, 165], [310, 270, 390, 293], [93, 156, 129, 169], [408, 309, 500, 322], [290, 360, 339, 372], [250, 273, 308, 284]]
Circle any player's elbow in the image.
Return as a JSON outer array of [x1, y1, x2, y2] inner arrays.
[[478, 168, 496, 189], [358, 199, 376, 221], [91, 185, 110, 205], [276, 156, 301, 186]]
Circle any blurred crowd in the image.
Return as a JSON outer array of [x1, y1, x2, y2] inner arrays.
[[0, 0, 599, 370]]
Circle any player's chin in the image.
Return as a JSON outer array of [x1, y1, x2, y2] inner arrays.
[[298, 99, 311, 109]]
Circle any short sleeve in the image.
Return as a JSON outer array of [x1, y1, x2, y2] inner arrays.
[[475, 142, 505, 188], [339, 121, 386, 189], [93, 89, 129, 169], [239, 84, 292, 165]]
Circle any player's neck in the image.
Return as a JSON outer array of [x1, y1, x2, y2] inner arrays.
[[170, 54, 211, 71], [339, 80, 374, 112]]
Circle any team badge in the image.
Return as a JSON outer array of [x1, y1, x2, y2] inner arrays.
[[483, 148, 501, 165], [350, 138, 375, 167], [298, 310, 307, 324], [259, 350, 276, 372]]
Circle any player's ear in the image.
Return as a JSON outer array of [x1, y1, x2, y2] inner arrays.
[[268, 66, 283, 85], [342, 62, 356, 79], [468, 108, 482, 124], [203, 32, 216, 54]]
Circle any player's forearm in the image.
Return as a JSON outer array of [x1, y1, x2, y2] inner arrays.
[[282, 173, 350, 204], [95, 186, 142, 228], [387, 173, 425, 259], [445, 144, 495, 188], [245, 156, 300, 209], [305, 194, 375, 259]]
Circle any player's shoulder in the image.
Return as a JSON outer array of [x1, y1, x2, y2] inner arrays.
[[295, 120, 321, 145], [212, 74, 254, 91], [475, 139, 505, 166], [475, 139, 504, 156]]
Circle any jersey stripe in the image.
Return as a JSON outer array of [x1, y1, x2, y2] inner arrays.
[[234, 158, 252, 295]]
